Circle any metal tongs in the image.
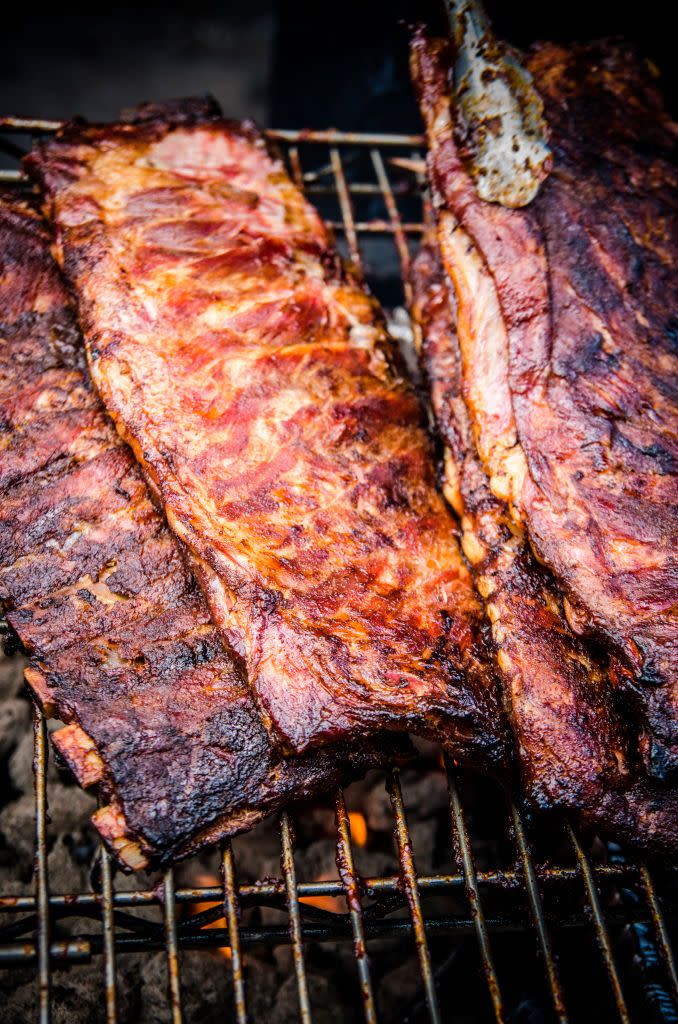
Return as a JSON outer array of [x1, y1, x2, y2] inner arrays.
[[447, 0, 552, 207]]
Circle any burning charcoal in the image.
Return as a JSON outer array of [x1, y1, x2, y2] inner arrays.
[[108, 869, 167, 930], [0, 971, 35, 1023], [138, 950, 233, 1024], [295, 835, 399, 897], [258, 902, 293, 932], [57, 961, 141, 1024], [342, 774, 375, 813], [9, 717, 66, 794], [362, 766, 447, 827], [271, 942, 298, 977], [406, 820, 438, 873], [295, 838, 339, 886], [363, 779, 394, 834], [0, 697, 29, 760], [351, 842, 398, 880], [0, 960, 140, 1024], [291, 805, 336, 846], [399, 768, 448, 822], [270, 972, 348, 1024], [377, 957, 428, 1021], [0, 794, 42, 879], [244, 957, 283, 1019], [232, 815, 287, 883], [0, 652, 26, 701], [0, 784, 97, 891]]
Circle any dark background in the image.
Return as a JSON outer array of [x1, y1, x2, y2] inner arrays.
[[2, 1, 676, 129]]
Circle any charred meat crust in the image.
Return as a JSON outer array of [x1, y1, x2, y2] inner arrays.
[[411, 30, 678, 781], [0, 192, 410, 870], [410, 237, 677, 855], [26, 100, 509, 770]]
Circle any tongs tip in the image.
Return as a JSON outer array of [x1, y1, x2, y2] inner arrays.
[[446, 0, 552, 208]]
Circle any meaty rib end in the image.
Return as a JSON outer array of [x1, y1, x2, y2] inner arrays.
[[410, 28, 678, 783], [410, 235, 678, 856], [25, 99, 510, 774], [0, 191, 411, 869]]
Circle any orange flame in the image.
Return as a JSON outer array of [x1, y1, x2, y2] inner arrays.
[[348, 811, 368, 847], [299, 879, 346, 915], [298, 813, 368, 912], [190, 873, 232, 960]]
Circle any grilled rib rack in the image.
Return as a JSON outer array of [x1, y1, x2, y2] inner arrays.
[[0, 122, 677, 1024]]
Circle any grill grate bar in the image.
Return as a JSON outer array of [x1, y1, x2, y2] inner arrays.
[[163, 869, 184, 1024], [306, 182, 410, 196], [0, 940, 90, 965], [32, 704, 51, 1024], [287, 146, 303, 187], [640, 862, 678, 1004], [281, 811, 313, 1023], [4, 903, 668, 958], [568, 823, 630, 1023], [329, 147, 361, 268], [269, 129, 426, 146], [335, 790, 378, 1024], [222, 841, 248, 1024], [100, 846, 118, 1024], [0, 117, 63, 132], [369, 148, 413, 304], [510, 801, 568, 1023], [325, 219, 424, 235], [0, 862, 655, 914], [388, 768, 441, 1024], [446, 764, 504, 1023], [0, 118, 427, 147]]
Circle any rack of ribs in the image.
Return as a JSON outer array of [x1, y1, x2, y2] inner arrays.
[[0, 192, 409, 869], [25, 99, 509, 768], [410, 29, 678, 782], [410, 231, 677, 854]]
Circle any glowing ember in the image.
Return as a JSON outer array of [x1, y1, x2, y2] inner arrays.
[[297, 813, 367, 913], [299, 874, 347, 914], [189, 874, 232, 960], [300, 893, 345, 913], [348, 811, 368, 847]]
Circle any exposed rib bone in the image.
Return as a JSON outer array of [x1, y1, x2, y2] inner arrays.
[[52, 723, 105, 787], [92, 804, 150, 871], [23, 667, 57, 718]]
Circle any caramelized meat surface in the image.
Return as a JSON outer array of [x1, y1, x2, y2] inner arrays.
[[411, 33, 678, 780], [411, 237, 677, 854], [27, 100, 508, 767], [0, 193, 406, 869]]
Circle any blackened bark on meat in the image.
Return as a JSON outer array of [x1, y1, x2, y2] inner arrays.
[[410, 236, 677, 855], [25, 100, 509, 770], [411, 29, 678, 781], [0, 192, 409, 869]]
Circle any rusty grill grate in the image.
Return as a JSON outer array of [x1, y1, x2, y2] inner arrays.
[[0, 122, 677, 1024]]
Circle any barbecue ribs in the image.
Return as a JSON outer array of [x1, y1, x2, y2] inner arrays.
[[411, 31, 678, 781], [411, 234, 678, 853], [26, 99, 508, 767], [0, 192, 407, 869]]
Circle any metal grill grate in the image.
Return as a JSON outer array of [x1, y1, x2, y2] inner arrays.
[[0, 122, 677, 1024]]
